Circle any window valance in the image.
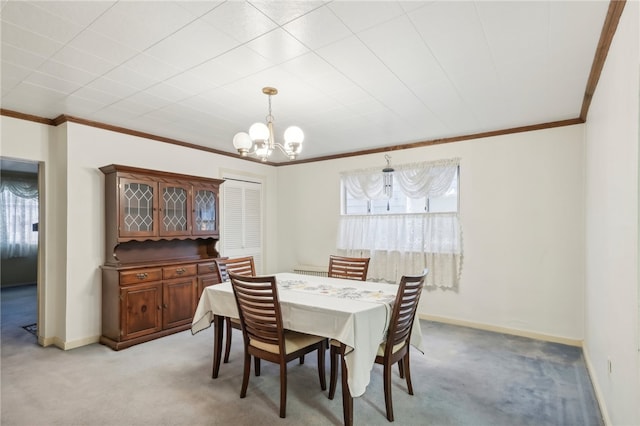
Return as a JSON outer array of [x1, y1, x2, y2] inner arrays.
[[0, 172, 38, 199], [341, 158, 459, 201]]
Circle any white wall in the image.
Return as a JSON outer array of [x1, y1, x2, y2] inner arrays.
[[0, 116, 66, 345], [277, 125, 586, 342], [1, 118, 279, 348], [583, 1, 640, 424]]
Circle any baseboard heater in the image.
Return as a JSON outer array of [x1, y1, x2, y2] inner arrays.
[[292, 265, 328, 277]]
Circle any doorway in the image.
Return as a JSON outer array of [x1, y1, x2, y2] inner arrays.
[[0, 157, 40, 343]]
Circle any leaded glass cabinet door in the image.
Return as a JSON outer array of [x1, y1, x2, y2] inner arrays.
[[192, 184, 219, 237], [159, 182, 192, 236], [118, 178, 158, 238]]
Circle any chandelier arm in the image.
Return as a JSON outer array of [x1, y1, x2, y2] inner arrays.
[[273, 142, 291, 155]]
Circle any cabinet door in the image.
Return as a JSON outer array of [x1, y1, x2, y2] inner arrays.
[[118, 178, 158, 238], [195, 274, 220, 308], [192, 184, 219, 236], [159, 182, 192, 236], [120, 282, 162, 340], [163, 278, 196, 329]]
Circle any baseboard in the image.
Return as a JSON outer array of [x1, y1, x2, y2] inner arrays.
[[420, 314, 583, 347], [582, 346, 611, 425], [62, 335, 101, 350], [38, 335, 101, 350]]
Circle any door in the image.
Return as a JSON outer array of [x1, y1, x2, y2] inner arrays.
[[0, 158, 40, 340], [192, 183, 219, 237], [162, 278, 196, 329], [120, 282, 162, 340], [159, 181, 191, 237], [118, 177, 158, 238], [222, 178, 263, 272]]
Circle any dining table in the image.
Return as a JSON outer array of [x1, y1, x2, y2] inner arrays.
[[191, 272, 423, 425]]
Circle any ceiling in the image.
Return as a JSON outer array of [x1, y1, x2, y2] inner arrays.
[[1, 1, 611, 163]]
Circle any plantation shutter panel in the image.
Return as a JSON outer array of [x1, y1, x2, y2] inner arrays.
[[223, 185, 243, 250], [222, 179, 263, 273]]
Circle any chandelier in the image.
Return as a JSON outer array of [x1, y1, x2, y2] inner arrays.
[[232, 87, 304, 162]]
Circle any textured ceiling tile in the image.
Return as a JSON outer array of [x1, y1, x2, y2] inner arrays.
[[198, 1, 277, 43], [68, 29, 138, 64], [1, 21, 63, 58], [251, 0, 326, 25], [245, 28, 309, 64], [30, 1, 116, 27], [409, 1, 494, 75], [328, 0, 405, 33], [1, 42, 48, 70], [0, 0, 611, 161], [283, 5, 352, 50], [358, 15, 446, 86], [1, 1, 82, 43], [50, 45, 116, 76]]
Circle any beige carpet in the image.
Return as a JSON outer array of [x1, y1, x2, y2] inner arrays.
[[1, 285, 603, 426]]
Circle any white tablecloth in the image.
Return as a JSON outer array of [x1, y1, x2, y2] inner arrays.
[[191, 272, 423, 397]]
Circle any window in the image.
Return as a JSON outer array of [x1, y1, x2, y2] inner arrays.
[[338, 159, 462, 289], [0, 172, 39, 259], [344, 167, 458, 215]]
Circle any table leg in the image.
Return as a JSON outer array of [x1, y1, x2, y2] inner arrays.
[[211, 314, 223, 379], [340, 344, 353, 426]]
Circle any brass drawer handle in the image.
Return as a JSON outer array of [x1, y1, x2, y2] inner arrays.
[[136, 273, 148, 280], [176, 268, 185, 275]]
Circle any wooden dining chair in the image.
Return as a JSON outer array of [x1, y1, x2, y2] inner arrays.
[[328, 255, 370, 281], [328, 269, 428, 422], [214, 256, 256, 364], [229, 272, 327, 418]]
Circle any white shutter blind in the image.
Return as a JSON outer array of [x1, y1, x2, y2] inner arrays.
[[222, 179, 263, 273], [223, 185, 243, 250], [244, 187, 261, 251]]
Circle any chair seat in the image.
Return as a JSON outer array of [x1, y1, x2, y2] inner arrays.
[[377, 341, 405, 356], [251, 331, 326, 355]]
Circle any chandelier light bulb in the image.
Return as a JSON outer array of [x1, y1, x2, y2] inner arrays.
[[284, 126, 304, 145], [232, 132, 253, 152], [249, 122, 269, 142]]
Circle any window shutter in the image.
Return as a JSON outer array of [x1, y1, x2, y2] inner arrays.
[[222, 179, 263, 273]]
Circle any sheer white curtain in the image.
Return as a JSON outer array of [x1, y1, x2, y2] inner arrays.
[[0, 173, 39, 259], [338, 158, 462, 289]]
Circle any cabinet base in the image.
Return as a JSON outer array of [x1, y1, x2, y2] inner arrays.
[[100, 323, 192, 351]]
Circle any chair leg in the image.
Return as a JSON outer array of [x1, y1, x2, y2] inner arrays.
[[398, 360, 404, 378], [383, 362, 394, 422], [404, 353, 414, 395], [328, 345, 339, 400], [254, 357, 261, 376], [299, 355, 305, 364], [224, 318, 232, 363], [240, 352, 251, 398], [317, 341, 327, 390], [279, 363, 288, 418]]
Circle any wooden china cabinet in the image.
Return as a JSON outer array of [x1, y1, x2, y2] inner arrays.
[[99, 164, 224, 350]]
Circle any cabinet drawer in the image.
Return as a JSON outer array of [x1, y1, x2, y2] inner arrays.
[[163, 264, 197, 280], [120, 268, 162, 285], [198, 262, 219, 276]]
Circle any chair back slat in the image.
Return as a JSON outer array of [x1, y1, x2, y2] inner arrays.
[[386, 269, 428, 351], [229, 273, 283, 349], [215, 256, 256, 282], [328, 255, 370, 281]]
